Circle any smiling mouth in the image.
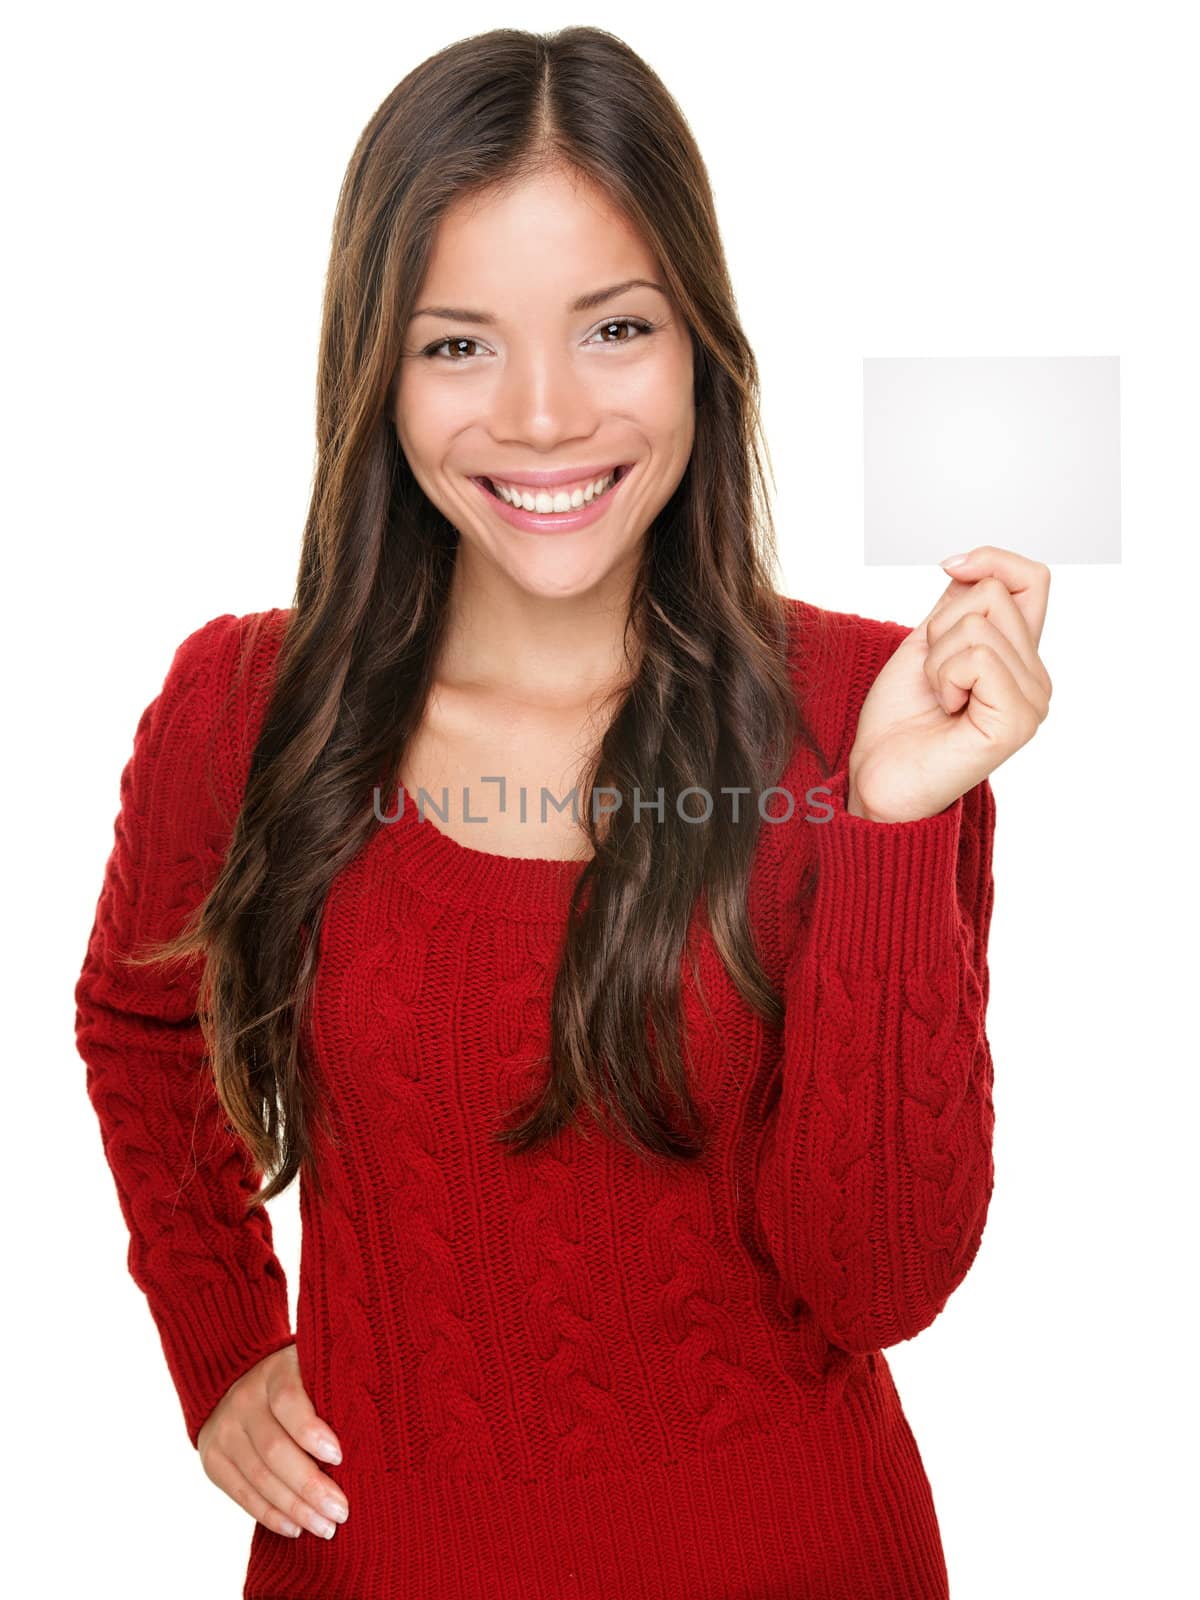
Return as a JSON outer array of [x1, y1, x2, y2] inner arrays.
[[478, 464, 631, 505]]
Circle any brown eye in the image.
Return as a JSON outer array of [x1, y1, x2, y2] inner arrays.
[[593, 317, 654, 346], [424, 336, 482, 361]]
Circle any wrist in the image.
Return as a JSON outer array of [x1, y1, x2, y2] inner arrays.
[[846, 778, 884, 822]]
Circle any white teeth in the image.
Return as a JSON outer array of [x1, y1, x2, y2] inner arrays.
[[491, 469, 619, 513]]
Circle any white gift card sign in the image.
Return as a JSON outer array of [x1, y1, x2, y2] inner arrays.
[[863, 356, 1121, 565]]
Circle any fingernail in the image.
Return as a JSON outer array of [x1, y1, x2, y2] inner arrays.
[[315, 1437, 342, 1464], [940, 553, 969, 568]]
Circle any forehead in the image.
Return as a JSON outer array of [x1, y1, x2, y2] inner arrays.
[[416, 168, 661, 310]]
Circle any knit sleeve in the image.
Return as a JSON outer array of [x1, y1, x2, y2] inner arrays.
[[754, 620, 997, 1355], [74, 613, 295, 1449]]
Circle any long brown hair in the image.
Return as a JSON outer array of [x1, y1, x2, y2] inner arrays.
[[134, 26, 822, 1209]]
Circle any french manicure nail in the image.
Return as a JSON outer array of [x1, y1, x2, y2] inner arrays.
[[940, 554, 968, 568]]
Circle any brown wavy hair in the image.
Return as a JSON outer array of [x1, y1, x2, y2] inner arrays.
[[136, 25, 822, 1210]]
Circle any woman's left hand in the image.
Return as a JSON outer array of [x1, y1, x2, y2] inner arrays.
[[846, 546, 1053, 823]]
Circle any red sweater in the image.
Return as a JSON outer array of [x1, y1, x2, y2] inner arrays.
[[75, 599, 996, 1600]]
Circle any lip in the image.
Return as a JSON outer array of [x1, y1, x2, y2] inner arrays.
[[469, 463, 635, 535], [475, 462, 625, 489]]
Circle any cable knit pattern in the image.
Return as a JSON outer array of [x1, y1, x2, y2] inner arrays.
[[489, 919, 643, 1476], [754, 713, 996, 1356], [76, 598, 997, 1599], [75, 614, 297, 1451]]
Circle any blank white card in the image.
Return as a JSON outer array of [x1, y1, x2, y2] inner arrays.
[[863, 356, 1121, 565]]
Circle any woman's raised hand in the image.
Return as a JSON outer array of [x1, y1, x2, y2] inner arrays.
[[847, 545, 1053, 823], [197, 1343, 349, 1541]]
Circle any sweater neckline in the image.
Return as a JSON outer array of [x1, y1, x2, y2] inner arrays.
[[373, 785, 590, 920]]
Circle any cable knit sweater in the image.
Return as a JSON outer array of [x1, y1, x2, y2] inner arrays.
[[75, 598, 997, 1600]]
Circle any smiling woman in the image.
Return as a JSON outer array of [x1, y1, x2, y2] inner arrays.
[[391, 172, 697, 573], [76, 22, 998, 1600]]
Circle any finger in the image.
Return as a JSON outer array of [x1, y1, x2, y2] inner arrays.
[[928, 573, 1047, 680], [936, 545, 1051, 646], [926, 590, 1052, 712], [245, 1410, 349, 1535], [236, 1421, 344, 1539], [937, 639, 1043, 755], [917, 573, 971, 634], [266, 1350, 344, 1468], [203, 1440, 304, 1540]]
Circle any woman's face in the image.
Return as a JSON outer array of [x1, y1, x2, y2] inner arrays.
[[391, 166, 695, 600]]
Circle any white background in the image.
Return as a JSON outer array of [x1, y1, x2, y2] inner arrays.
[[7, 2, 1197, 1595]]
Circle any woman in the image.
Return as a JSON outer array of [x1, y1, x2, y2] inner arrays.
[[75, 26, 1051, 1600]]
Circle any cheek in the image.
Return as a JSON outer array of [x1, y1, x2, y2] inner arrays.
[[393, 374, 469, 461], [627, 347, 694, 433]]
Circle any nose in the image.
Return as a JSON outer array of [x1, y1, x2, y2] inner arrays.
[[488, 346, 601, 449]]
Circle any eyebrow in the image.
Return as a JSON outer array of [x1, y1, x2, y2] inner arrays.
[[409, 278, 668, 325]]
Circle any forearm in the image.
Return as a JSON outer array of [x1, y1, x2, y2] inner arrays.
[[756, 768, 997, 1353]]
